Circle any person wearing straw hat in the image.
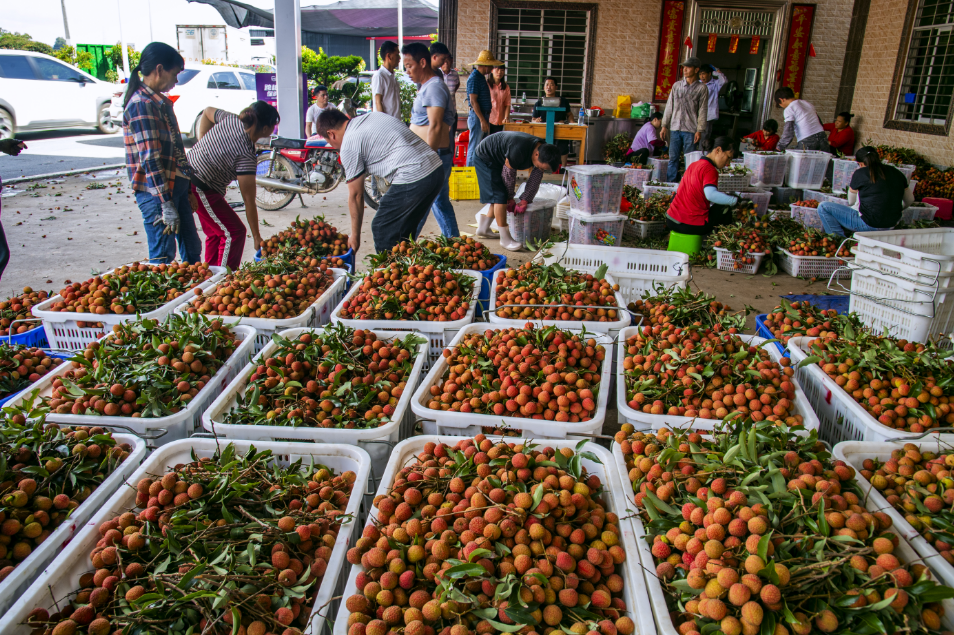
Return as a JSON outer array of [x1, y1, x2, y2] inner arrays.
[[465, 50, 503, 167]]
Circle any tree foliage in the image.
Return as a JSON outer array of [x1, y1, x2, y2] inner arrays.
[[105, 43, 141, 74], [53, 45, 93, 72], [0, 30, 53, 55], [301, 45, 369, 106]]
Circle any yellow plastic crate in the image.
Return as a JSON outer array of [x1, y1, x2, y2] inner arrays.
[[449, 167, 480, 200]]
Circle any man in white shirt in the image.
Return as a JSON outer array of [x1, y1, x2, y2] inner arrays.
[[371, 41, 402, 118], [305, 85, 337, 138], [698, 64, 725, 151]]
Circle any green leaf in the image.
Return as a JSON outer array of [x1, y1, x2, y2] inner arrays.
[[444, 563, 486, 579], [723, 442, 741, 464], [797, 355, 821, 368], [531, 485, 545, 511], [467, 548, 493, 562], [594, 263, 608, 280], [757, 533, 772, 563], [645, 491, 677, 516], [485, 619, 524, 633]]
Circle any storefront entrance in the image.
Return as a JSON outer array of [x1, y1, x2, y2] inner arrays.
[[684, 0, 788, 140]]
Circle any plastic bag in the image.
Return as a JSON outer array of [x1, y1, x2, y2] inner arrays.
[[614, 95, 632, 118], [515, 182, 567, 202]]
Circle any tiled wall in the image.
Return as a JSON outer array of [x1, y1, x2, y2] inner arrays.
[[848, 0, 954, 165]]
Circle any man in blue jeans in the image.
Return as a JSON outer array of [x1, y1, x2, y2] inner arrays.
[[660, 56, 708, 183], [465, 50, 502, 167]]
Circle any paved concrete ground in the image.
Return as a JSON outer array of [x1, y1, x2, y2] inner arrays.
[[0, 129, 126, 181]]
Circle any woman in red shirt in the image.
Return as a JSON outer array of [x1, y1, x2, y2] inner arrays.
[[823, 112, 856, 156], [743, 119, 779, 151], [666, 136, 740, 235]]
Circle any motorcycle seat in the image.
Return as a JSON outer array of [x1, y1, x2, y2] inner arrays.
[[305, 138, 330, 148], [269, 137, 307, 149]]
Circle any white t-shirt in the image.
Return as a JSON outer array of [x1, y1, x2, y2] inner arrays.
[[371, 67, 401, 117], [784, 99, 825, 141], [306, 102, 337, 124]]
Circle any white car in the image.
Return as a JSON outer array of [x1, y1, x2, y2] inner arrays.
[[0, 50, 118, 139], [108, 65, 259, 137]]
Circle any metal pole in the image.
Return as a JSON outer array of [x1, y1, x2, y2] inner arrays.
[[275, 0, 305, 138], [397, 0, 403, 69], [117, 0, 130, 79], [370, 38, 375, 70], [60, 0, 72, 46], [147, 0, 154, 42]]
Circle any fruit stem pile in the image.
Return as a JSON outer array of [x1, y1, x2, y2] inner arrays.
[[367, 236, 500, 272], [627, 283, 747, 331], [760, 299, 865, 346], [19, 443, 357, 635], [618, 419, 954, 635], [0, 418, 134, 580], [622, 189, 671, 223], [42, 314, 240, 418], [492, 262, 621, 322], [223, 323, 425, 429]]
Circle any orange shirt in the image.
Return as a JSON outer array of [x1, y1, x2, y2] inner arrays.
[[489, 82, 512, 126]]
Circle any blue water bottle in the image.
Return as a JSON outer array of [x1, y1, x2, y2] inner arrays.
[[578, 107, 585, 125]]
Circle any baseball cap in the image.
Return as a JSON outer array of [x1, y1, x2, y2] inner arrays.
[[681, 56, 702, 68]]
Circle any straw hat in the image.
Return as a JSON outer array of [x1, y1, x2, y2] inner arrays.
[[472, 50, 504, 67]]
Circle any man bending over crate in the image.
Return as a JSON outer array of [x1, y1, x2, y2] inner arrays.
[[316, 109, 444, 254]]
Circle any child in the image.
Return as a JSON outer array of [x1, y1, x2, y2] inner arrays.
[[743, 120, 780, 151]]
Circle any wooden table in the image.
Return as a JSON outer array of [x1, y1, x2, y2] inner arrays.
[[502, 122, 587, 164]]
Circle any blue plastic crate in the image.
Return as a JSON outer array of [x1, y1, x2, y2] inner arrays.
[[780, 294, 849, 313], [0, 351, 73, 408], [0, 324, 48, 348], [477, 254, 507, 318], [755, 314, 786, 356], [254, 247, 355, 272]]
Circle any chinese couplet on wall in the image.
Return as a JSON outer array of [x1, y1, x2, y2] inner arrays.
[[654, 0, 685, 101], [781, 4, 815, 98], [749, 35, 760, 55], [728, 34, 739, 53], [707, 33, 718, 53]]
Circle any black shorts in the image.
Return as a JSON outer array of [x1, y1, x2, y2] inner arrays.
[[473, 154, 509, 205]]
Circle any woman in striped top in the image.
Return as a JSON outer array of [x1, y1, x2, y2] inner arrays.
[[187, 101, 279, 269]]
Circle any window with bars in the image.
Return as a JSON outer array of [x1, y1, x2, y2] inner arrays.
[[495, 8, 588, 106], [894, 0, 954, 125]]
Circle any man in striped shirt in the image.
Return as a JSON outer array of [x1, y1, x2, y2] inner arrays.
[[316, 110, 444, 254]]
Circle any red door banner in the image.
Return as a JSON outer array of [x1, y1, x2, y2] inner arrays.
[[781, 4, 816, 98], [654, 0, 686, 102], [728, 34, 739, 54], [749, 35, 760, 55], [707, 33, 718, 52]]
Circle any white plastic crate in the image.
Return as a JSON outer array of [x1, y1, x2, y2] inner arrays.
[[622, 449, 954, 635], [565, 165, 627, 215], [739, 188, 772, 216], [743, 151, 789, 188], [0, 433, 146, 617], [508, 198, 555, 246], [847, 266, 954, 342], [6, 325, 257, 446], [176, 268, 347, 353], [852, 248, 954, 288], [831, 157, 861, 193], [913, 203, 940, 222], [410, 323, 613, 438], [648, 156, 669, 181], [776, 248, 853, 279], [684, 150, 704, 168], [617, 328, 819, 432], [487, 272, 630, 338], [567, 210, 627, 247], [791, 204, 825, 230], [33, 264, 226, 351], [717, 171, 752, 192], [535, 242, 690, 305], [853, 228, 954, 274], [624, 218, 667, 240], [835, 440, 954, 588], [801, 189, 835, 204], [332, 437, 656, 635], [642, 183, 679, 198], [0, 439, 371, 635], [888, 162, 917, 184], [788, 336, 954, 444], [714, 246, 766, 274], [330, 269, 481, 369], [623, 166, 653, 189], [202, 327, 428, 467], [785, 149, 831, 189]]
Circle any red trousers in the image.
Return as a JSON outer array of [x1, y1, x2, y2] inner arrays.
[[191, 185, 246, 270]]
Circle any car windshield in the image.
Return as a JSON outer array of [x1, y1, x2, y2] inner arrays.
[[177, 69, 200, 85]]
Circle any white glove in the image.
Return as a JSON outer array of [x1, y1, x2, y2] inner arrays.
[[157, 200, 180, 235]]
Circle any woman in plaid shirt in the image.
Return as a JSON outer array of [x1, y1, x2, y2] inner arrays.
[[122, 42, 201, 264]]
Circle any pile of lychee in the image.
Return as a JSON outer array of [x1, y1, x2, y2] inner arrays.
[[338, 264, 475, 322], [222, 325, 423, 429], [47, 262, 215, 318], [425, 325, 605, 423], [621, 323, 803, 424], [259, 215, 350, 260], [761, 300, 846, 346], [183, 258, 336, 320], [806, 334, 954, 432], [42, 315, 239, 417], [0, 346, 64, 401], [492, 263, 621, 322], [618, 421, 953, 635], [377, 236, 500, 271], [861, 443, 954, 564], [0, 287, 50, 337], [342, 435, 635, 635], [626, 286, 739, 330], [20, 444, 357, 635], [1, 422, 133, 581]]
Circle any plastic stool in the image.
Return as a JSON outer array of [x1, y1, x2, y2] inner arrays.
[[923, 197, 953, 221], [668, 231, 702, 255]]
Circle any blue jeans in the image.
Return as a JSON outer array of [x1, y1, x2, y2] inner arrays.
[[816, 201, 883, 238], [134, 177, 202, 264], [416, 150, 459, 237], [466, 112, 486, 167], [668, 131, 696, 182]]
